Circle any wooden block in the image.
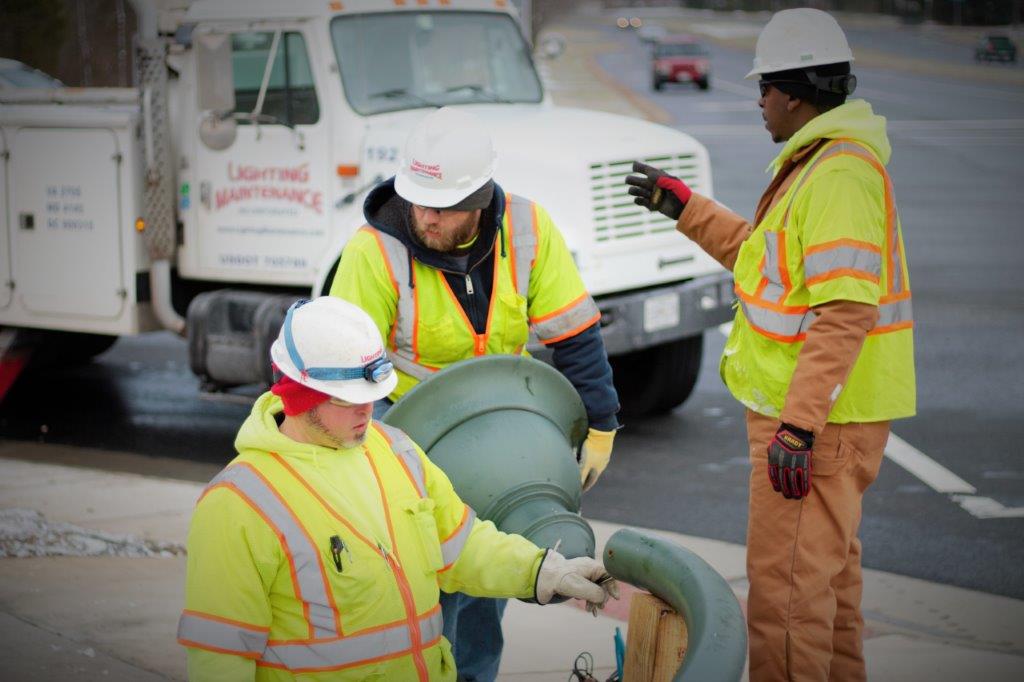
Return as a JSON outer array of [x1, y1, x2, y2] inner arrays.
[[623, 592, 688, 682]]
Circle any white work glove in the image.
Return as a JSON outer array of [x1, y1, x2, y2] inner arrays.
[[535, 550, 619, 616], [579, 427, 616, 492]]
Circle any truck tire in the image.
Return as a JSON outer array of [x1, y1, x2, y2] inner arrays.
[[652, 78, 663, 91], [697, 77, 710, 91], [611, 335, 703, 417]]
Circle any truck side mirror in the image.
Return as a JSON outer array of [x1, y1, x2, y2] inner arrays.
[[195, 32, 237, 150]]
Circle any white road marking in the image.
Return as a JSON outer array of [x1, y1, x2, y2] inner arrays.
[[884, 434, 1023, 520], [951, 495, 1024, 519], [885, 433, 976, 494]]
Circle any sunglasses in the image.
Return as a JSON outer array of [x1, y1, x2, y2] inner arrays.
[[757, 80, 811, 98], [758, 73, 857, 98]]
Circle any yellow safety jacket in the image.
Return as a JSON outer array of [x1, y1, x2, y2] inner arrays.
[[179, 393, 544, 681], [331, 194, 600, 401], [723, 101, 915, 422]]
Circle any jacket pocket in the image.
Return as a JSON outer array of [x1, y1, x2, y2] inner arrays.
[[496, 291, 529, 351], [809, 425, 850, 477], [404, 498, 444, 575]]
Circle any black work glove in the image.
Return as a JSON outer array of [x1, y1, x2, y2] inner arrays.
[[625, 161, 693, 221], [767, 424, 815, 500]]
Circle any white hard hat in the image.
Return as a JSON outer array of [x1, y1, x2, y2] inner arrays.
[[394, 107, 497, 209], [270, 297, 397, 404], [745, 8, 854, 79]]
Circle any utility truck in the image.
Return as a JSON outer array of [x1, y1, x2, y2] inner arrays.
[[0, 0, 732, 415]]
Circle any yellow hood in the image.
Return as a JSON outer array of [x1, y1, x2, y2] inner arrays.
[[770, 99, 891, 175]]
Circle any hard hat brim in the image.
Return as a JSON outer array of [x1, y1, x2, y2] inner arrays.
[[394, 172, 490, 209]]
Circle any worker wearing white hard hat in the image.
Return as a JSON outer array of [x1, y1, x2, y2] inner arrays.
[[331, 107, 620, 681], [179, 296, 619, 679], [626, 8, 914, 681]]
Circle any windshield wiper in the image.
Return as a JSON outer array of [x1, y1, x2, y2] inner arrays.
[[444, 83, 510, 103], [368, 87, 439, 108]]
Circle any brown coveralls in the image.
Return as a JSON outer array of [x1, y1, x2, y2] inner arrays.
[[677, 139, 891, 681]]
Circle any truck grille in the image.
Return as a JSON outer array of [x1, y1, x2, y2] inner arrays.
[[590, 154, 701, 242]]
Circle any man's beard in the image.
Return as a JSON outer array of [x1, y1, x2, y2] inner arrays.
[[411, 211, 479, 254], [307, 408, 367, 450]]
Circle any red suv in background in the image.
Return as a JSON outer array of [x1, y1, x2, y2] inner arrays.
[[652, 36, 711, 91]]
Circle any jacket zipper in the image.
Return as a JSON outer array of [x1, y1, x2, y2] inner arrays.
[[380, 542, 429, 682]]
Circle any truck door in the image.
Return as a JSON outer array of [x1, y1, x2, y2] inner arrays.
[[188, 26, 329, 285], [8, 126, 128, 320]]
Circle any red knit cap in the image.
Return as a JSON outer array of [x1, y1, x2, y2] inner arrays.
[[271, 372, 331, 416]]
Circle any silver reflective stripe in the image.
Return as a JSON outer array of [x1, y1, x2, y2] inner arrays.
[[371, 229, 415, 352], [375, 423, 426, 497], [738, 298, 812, 340], [805, 245, 882, 282], [507, 195, 538, 299], [532, 295, 601, 343], [178, 611, 268, 656], [211, 465, 338, 638], [390, 352, 434, 380], [263, 609, 444, 673], [760, 232, 786, 303], [440, 506, 476, 568], [878, 296, 913, 328]]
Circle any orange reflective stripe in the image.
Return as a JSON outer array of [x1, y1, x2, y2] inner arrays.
[[479, 247, 502, 356], [411, 266, 420, 362], [734, 284, 810, 315], [805, 268, 880, 288], [804, 237, 881, 256], [776, 224, 793, 293], [362, 453, 430, 682]]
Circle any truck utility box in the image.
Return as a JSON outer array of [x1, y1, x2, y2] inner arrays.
[[0, 90, 155, 336]]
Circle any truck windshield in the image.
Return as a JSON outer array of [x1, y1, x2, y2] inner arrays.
[[330, 11, 543, 115]]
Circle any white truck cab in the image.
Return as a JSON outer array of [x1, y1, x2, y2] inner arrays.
[[0, 0, 733, 414]]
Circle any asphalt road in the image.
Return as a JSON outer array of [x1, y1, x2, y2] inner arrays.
[[2, 19, 1022, 600]]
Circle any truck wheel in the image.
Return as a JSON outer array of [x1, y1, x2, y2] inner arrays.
[[611, 335, 703, 417], [652, 78, 663, 91], [697, 77, 710, 91]]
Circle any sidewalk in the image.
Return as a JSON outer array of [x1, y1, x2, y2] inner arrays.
[[2, 446, 1023, 681]]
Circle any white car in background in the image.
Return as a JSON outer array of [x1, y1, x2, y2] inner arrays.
[[0, 58, 64, 89]]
